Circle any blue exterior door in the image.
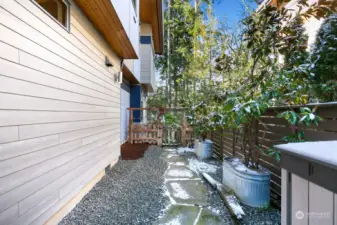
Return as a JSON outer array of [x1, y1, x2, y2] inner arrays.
[[130, 85, 142, 123]]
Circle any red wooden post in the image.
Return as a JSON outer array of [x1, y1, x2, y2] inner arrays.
[[128, 109, 133, 144]]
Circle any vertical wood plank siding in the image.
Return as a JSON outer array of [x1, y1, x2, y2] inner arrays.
[[291, 175, 308, 225], [0, 0, 121, 224], [209, 103, 337, 207], [308, 182, 334, 225]]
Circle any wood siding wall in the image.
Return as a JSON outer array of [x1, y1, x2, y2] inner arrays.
[[0, 0, 122, 224], [209, 103, 337, 207]]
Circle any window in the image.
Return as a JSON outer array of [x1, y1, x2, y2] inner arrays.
[[34, 0, 70, 30]]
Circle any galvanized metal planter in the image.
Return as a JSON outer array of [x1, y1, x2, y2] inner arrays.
[[195, 139, 213, 160], [223, 157, 271, 208]]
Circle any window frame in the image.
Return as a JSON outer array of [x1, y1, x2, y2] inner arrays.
[[31, 0, 71, 32]]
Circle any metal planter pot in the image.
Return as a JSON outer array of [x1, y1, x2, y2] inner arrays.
[[223, 158, 271, 208], [196, 139, 213, 160]]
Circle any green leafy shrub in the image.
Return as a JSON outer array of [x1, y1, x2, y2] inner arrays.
[[310, 14, 337, 101]]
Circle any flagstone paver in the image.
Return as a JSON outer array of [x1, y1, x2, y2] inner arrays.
[[196, 208, 224, 225], [166, 180, 208, 205], [163, 155, 187, 164], [164, 165, 199, 179], [154, 205, 200, 225], [156, 147, 224, 225]]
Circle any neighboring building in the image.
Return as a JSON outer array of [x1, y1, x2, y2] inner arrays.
[[258, 0, 324, 49], [0, 0, 162, 224]]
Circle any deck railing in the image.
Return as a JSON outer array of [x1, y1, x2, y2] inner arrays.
[[127, 108, 194, 146]]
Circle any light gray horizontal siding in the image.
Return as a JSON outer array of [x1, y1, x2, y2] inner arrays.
[[0, 126, 19, 144], [19, 119, 119, 140], [0, 59, 118, 106], [0, 92, 118, 113], [0, 0, 122, 224], [30, 150, 117, 225], [0, 135, 119, 214], [0, 2, 117, 89]]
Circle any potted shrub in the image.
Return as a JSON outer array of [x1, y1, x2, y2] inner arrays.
[[161, 112, 180, 145], [219, 98, 272, 207], [186, 101, 214, 160]]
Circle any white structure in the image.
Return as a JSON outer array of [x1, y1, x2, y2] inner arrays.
[[277, 142, 337, 225]]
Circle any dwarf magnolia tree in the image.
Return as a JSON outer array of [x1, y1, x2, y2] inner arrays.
[[310, 14, 337, 101], [150, 0, 336, 169]]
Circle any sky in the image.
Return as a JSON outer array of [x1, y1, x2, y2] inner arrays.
[[212, 0, 257, 28]]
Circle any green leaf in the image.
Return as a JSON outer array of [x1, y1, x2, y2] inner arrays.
[[275, 152, 281, 162]]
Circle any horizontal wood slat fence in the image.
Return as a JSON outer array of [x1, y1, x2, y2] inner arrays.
[[209, 102, 337, 207]]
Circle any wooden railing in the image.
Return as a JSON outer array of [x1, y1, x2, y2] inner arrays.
[[127, 108, 194, 146], [209, 102, 337, 206], [130, 123, 163, 146]]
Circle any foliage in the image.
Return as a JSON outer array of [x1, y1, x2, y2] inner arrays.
[[150, 0, 336, 170], [161, 112, 180, 130], [147, 87, 167, 108], [310, 14, 337, 101], [186, 95, 215, 141], [263, 107, 323, 161], [277, 107, 323, 142]]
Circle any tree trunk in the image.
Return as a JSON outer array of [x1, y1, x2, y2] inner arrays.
[[167, 0, 172, 107]]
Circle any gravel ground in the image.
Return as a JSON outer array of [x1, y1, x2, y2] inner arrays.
[[198, 158, 236, 225], [59, 145, 168, 225], [59, 145, 280, 225], [241, 205, 281, 225]]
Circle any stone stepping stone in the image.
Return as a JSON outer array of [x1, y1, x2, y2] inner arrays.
[[163, 148, 177, 153], [160, 152, 179, 159], [165, 165, 199, 180], [171, 161, 187, 166], [163, 155, 187, 164], [166, 180, 208, 206], [154, 205, 200, 225], [195, 208, 223, 225]]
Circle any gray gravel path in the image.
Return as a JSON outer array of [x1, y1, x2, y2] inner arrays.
[[59, 145, 280, 225], [59, 146, 168, 225]]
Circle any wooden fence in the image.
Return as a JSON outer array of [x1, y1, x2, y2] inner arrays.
[[209, 102, 337, 206]]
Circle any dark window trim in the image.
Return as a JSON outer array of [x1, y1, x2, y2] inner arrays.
[[31, 0, 71, 32]]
